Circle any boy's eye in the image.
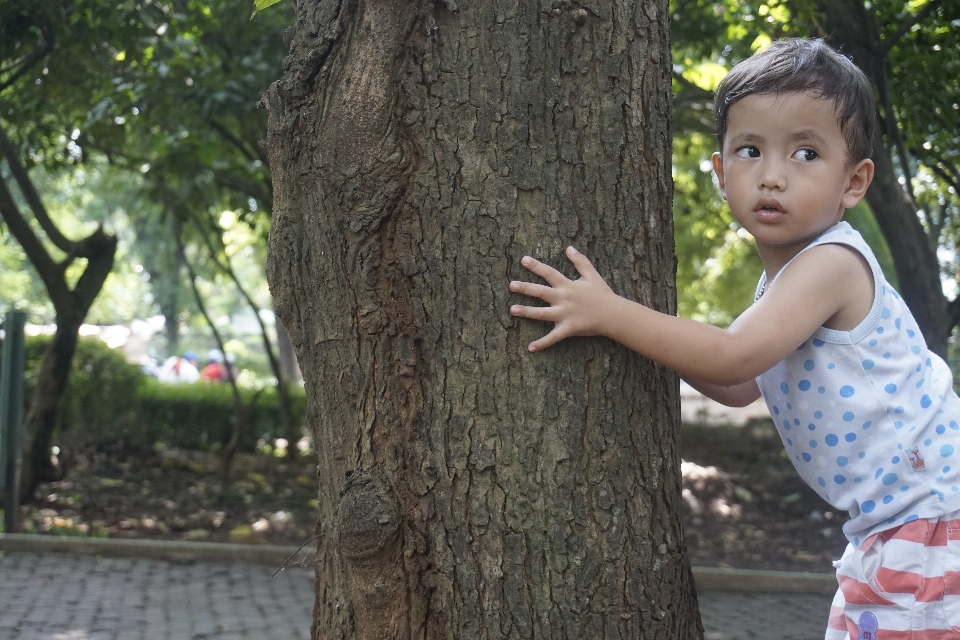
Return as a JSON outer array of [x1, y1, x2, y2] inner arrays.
[[735, 146, 760, 158], [793, 148, 818, 162]]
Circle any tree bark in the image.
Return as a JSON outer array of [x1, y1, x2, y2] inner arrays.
[[264, 1, 700, 638]]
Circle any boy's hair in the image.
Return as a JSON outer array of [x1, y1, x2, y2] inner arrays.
[[714, 38, 876, 164]]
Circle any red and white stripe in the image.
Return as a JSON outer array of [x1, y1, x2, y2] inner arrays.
[[825, 516, 960, 639]]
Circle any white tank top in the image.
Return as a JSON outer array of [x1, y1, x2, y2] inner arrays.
[[755, 222, 960, 546]]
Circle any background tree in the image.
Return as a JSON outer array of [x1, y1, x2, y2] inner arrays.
[[264, 1, 701, 638], [0, 0, 297, 499], [0, 1, 136, 497]]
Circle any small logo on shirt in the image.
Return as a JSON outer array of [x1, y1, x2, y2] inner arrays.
[[909, 449, 926, 470], [857, 611, 878, 640]]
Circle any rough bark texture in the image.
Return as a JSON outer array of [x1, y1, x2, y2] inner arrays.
[[264, 1, 701, 638], [817, 0, 951, 358]]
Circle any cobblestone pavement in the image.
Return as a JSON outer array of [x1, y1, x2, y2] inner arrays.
[[0, 551, 834, 639], [698, 590, 833, 640], [0, 552, 313, 640]]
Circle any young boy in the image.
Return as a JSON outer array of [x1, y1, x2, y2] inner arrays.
[[509, 38, 960, 639]]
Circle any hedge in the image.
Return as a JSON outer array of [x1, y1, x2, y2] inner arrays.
[[15, 335, 306, 451]]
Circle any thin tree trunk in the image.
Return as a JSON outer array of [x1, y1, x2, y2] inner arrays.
[[188, 212, 297, 441], [178, 238, 246, 478], [264, 1, 700, 638]]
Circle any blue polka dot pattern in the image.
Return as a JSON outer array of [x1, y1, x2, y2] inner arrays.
[[754, 222, 960, 543]]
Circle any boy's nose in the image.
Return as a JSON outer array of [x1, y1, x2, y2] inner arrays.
[[758, 161, 787, 190]]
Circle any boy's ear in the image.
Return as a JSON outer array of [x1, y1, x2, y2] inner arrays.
[[841, 158, 874, 209], [711, 152, 727, 200]]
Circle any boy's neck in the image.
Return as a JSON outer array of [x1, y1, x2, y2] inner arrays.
[[755, 222, 842, 284]]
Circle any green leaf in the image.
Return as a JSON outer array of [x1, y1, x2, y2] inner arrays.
[[251, 0, 283, 18]]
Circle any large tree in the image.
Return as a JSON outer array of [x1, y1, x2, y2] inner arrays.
[[264, 0, 701, 638]]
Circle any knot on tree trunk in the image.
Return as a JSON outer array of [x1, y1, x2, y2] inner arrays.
[[335, 472, 410, 639]]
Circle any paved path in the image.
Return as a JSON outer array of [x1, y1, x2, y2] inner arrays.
[[698, 589, 833, 639], [0, 553, 313, 640], [0, 549, 835, 640]]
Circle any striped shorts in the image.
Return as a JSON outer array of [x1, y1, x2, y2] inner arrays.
[[826, 512, 960, 639]]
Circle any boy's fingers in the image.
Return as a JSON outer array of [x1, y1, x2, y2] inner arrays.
[[528, 329, 564, 352], [510, 304, 555, 322], [509, 280, 556, 302], [521, 256, 566, 286], [566, 246, 599, 279]]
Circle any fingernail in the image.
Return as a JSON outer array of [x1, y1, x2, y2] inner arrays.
[[510, 305, 519, 314], [509, 281, 518, 291], [522, 256, 532, 266], [528, 344, 537, 352], [568, 246, 578, 255]]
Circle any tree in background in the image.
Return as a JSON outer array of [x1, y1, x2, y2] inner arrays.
[[0, 2, 128, 498], [264, 0, 701, 637], [0, 0, 296, 498]]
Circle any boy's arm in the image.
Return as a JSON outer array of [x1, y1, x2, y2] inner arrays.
[[509, 244, 871, 387], [681, 376, 761, 408]]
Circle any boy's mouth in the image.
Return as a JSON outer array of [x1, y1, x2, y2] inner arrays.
[[754, 199, 785, 221]]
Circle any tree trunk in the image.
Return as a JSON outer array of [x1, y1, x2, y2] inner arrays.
[[276, 318, 302, 384], [264, 1, 701, 638], [816, 0, 952, 358], [17, 230, 116, 501], [19, 317, 82, 499]]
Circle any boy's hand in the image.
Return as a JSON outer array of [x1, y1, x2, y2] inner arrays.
[[509, 246, 616, 352]]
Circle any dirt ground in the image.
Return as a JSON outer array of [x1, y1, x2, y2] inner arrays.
[[15, 418, 844, 574], [678, 418, 847, 573]]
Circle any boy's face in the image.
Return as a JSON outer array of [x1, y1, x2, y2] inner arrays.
[[711, 92, 873, 263]]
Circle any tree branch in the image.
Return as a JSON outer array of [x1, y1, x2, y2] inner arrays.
[[926, 159, 960, 196], [212, 170, 271, 205], [209, 119, 256, 163], [0, 175, 72, 311], [672, 71, 715, 107], [882, 0, 944, 55], [0, 20, 54, 95], [0, 124, 78, 253]]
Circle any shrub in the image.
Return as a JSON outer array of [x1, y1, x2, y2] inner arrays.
[[24, 335, 145, 442], [137, 380, 307, 450], [19, 335, 306, 451]]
